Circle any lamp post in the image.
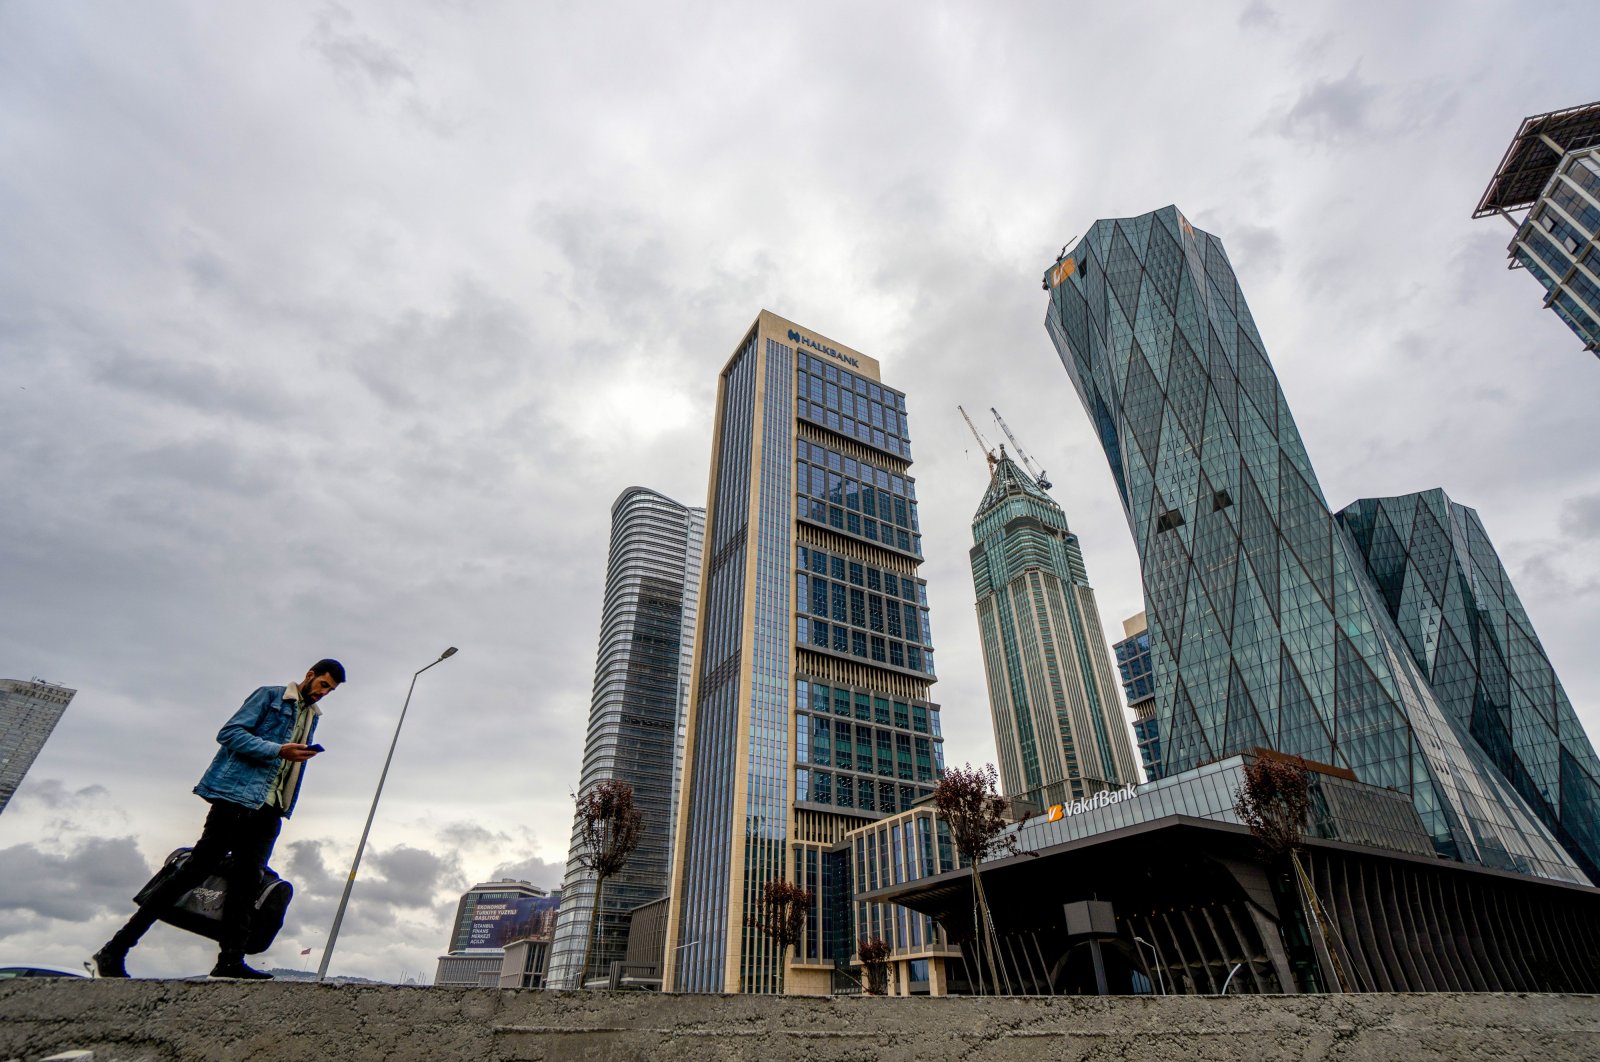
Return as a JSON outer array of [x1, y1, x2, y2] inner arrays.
[[1133, 935, 1169, 996], [317, 647, 458, 982], [1219, 961, 1246, 996]]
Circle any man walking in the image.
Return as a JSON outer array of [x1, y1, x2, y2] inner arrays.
[[92, 659, 346, 980]]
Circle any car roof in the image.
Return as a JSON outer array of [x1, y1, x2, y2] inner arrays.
[[0, 962, 90, 977]]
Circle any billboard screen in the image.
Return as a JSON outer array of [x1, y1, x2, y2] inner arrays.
[[466, 893, 560, 951]]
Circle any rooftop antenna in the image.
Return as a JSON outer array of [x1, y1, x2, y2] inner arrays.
[[990, 407, 1052, 491], [957, 405, 998, 471]]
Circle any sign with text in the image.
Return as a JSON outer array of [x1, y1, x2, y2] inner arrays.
[[466, 894, 560, 951]]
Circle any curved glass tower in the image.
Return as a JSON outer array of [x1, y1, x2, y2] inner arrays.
[[546, 487, 704, 989], [1042, 205, 1584, 883], [971, 453, 1140, 806]]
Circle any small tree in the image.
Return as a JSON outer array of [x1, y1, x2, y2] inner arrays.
[[933, 763, 1018, 995], [1233, 756, 1352, 991], [574, 779, 644, 987], [746, 878, 813, 994], [858, 936, 891, 996]]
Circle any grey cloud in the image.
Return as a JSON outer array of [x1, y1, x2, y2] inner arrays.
[[310, 4, 417, 93], [438, 822, 510, 850], [1239, 2, 1280, 31], [95, 349, 297, 422], [360, 844, 459, 908], [1559, 495, 1600, 542], [9, 779, 110, 811], [1275, 66, 1379, 144], [0, 837, 150, 922], [284, 839, 341, 896], [489, 854, 565, 892], [1225, 224, 1286, 277]]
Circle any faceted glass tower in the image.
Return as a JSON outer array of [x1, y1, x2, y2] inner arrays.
[[1042, 205, 1584, 883], [1339, 488, 1600, 883], [546, 487, 705, 989], [1473, 101, 1600, 356], [971, 453, 1140, 806], [0, 678, 75, 814], [665, 311, 941, 993]]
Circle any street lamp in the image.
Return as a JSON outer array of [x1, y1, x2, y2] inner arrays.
[[1219, 961, 1246, 996], [317, 647, 458, 982], [1133, 936, 1169, 996]]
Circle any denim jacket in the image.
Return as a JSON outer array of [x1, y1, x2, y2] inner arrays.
[[194, 686, 320, 818]]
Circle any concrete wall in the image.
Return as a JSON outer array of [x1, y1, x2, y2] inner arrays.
[[2, 982, 1598, 1062]]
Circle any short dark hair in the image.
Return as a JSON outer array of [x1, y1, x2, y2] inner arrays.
[[310, 658, 347, 684]]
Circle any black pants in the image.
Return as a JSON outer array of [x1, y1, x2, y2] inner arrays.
[[112, 800, 283, 958]]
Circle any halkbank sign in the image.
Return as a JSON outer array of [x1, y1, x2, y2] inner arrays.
[[787, 328, 860, 369], [1046, 782, 1138, 822]]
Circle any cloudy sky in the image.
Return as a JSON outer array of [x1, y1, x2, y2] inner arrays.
[[2, 1, 1597, 981]]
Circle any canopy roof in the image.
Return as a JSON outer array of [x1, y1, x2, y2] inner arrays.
[[1474, 101, 1600, 218]]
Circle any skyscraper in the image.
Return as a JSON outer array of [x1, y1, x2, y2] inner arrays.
[[546, 487, 704, 989], [1474, 101, 1600, 357], [664, 311, 942, 994], [0, 678, 75, 814], [1042, 205, 1584, 883], [1338, 488, 1600, 883], [1113, 612, 1161, 781], [970, 451, 1139, 807]]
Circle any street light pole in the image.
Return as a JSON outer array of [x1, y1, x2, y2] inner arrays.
[[1133, 935, 1169, 996], [317, 647, 458, 982]]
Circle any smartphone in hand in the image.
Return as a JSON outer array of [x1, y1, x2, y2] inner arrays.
[[307, 744, 325, 753]]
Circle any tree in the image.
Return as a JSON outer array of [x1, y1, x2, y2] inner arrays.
[[745, 878, 813, 994], [574, 779, 644, 987], [1233, 756, 1353, 992], [857, 936, 891, 996], [932, 763, 1019, 995]]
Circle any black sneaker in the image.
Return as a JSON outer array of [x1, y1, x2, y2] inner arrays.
[[208, 959, 273, 981], [90, 946, 129, 978]]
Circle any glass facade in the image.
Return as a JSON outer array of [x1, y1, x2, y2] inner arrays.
[[1507, 148, 1600, 355], [0, 678, 75, 815], [842, 806, 960, 975], [970, 454, 1140, 807], [1339, 488, 1600, 883], [546, 488, 704, 989], [1113, 613, 1161, 781], [667, 313, 940, 993], [1042, 206, 1585, 884]]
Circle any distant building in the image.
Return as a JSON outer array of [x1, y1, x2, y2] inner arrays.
[[1112, 613, 1159, 781], [665, 311, 944, 994], [435, 879, 557, 987], [970, 450, 1140, 807], [546, 488, 704, 990], [0, 678, 76, 814], [1043, 205, 1583, 883], [1339, 488, 1600, 884], [1474, 101, 1600, 356]]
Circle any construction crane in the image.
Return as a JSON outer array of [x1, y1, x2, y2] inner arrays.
[[957, 405, 998, 471], [990, 407, 1053, 491]]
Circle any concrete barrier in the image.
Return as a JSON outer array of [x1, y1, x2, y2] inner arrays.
[[2, 981, 1597, 1061]]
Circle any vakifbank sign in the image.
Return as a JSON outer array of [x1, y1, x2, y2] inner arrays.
[[1045, 783, 1138, 822], [786, 329, 860, 369]]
